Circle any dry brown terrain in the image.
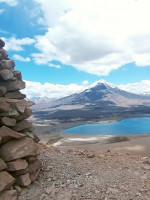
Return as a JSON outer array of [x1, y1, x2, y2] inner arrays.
[[19, 138, 150, 200]]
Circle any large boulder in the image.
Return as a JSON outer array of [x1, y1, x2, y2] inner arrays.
[[13, 119, 32, 132], [0, 80, 25, 92], [0, 69, 13, 80], [0, 59, 15, 71], [0, 190, 17, 200], [0, 171, 15, 192], [0, 137, 40, 162], [0, 126, 24, 143], [1, 117, 16, 127]]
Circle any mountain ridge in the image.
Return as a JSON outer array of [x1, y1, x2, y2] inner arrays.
[[32, 80, 150, 131], [31, 80, 150, 103]]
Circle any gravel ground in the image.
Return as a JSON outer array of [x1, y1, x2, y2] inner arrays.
[[19, 144, 150, 200]]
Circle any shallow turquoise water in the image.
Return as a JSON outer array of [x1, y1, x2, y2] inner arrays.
[[63, 117, 150, 135]]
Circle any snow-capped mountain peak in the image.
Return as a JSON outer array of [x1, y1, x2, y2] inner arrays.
[[88, 79, 116, 90]]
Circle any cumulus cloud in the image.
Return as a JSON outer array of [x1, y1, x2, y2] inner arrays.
[[0, 0, 18, 6], [118, 80, 150, 95], [13, 54, 31, 62], [23, 80, 87, 99], [2, 37, 35, 51], [32, 0, 150, 75]]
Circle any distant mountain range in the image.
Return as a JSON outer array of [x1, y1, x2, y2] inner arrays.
[[30, 80, 150, 103], [32, 80, 150, 131], [140, 91, 150, 96], [29, 96, 55, 103]]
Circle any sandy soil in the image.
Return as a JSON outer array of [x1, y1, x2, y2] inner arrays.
[[37, 130, 150, 157]]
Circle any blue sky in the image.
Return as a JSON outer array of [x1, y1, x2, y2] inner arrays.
[[0, 0, 150, 98]]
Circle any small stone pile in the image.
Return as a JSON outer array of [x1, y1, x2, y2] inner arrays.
[[0, 39, 42, 200]]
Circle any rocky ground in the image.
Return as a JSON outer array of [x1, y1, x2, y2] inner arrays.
[[19, 144, 150, 200]]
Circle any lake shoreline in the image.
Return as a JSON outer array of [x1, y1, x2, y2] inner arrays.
[[54, 133, 150, 157], [33, 115, 150, 157], [37, 129, 150, 157]]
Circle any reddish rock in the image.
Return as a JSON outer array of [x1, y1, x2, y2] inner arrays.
[[0, 158, 7, 171], [0, 137, 40, 162], [6, 159, 28, 171], [4, 91, 26, 99], [16, 173, 31, 186], [0, 99, 9, 112], [0, 190, 17, 200], [0, 69, 13, 80], [13, 119, 32, 132], [0, 79, 25, 92], [1, 116, 16, 127], [0, 126, 24, 143], [30, 169, 40, 182], [0, 171, 15, 192]]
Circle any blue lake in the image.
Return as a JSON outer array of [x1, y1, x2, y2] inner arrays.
[[63, 117, 150, 135]]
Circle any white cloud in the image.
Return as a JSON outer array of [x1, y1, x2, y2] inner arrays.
[[0, 9, 4, 14], [32, 0, 150, 75], [0, 29, 9, 34], [13, 54, 31, 62], [23, 80, 86, 99], [118, 80, 150, 95], [82, 80, 89, 86], [23, 79, 150, 99], [0, 0, 18, 6], [48, 63, 61, 69], [2, 37, 35, 51]]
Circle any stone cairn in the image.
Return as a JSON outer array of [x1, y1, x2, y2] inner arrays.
[[0, 39, 42, 200]]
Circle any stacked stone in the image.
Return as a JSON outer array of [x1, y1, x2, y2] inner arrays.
[[0, 39, 42, 200]]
